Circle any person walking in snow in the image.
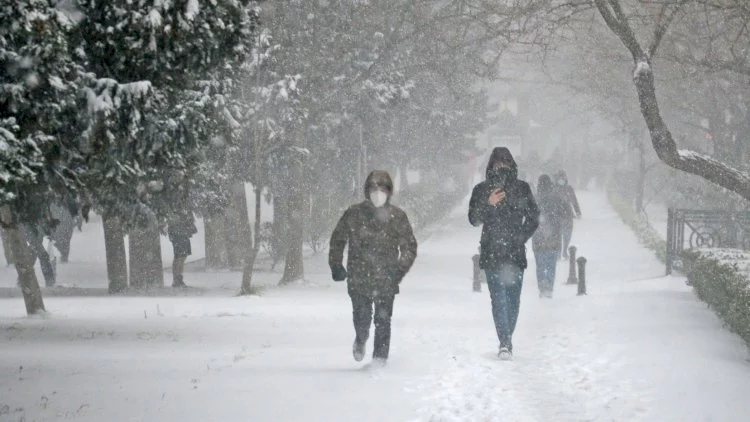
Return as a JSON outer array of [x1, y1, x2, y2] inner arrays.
[[329, 170, 418, 366], [167, 209, 197, 288], [554, 170, 581, 260], [469, 147, 539, 359], [532, 175, 567, 298]]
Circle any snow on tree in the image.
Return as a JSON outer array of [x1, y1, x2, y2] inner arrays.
[[72, 0, 259, 290], [0, 0, 85, 314]]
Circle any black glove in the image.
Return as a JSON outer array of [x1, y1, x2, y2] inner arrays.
[[390, 266, 406, 284], [331, 264, 347, 282]]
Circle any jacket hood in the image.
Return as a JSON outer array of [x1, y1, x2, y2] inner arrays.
[[556, 170, 568, 184], [485, 147, 518, 180], [537, 174, 554, 196], [364, 170, 394, 201]]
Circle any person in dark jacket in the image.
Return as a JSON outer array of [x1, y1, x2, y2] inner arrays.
[[532, 175, 567, 298], [555, 170, 581, 259], [469, 147, 539, 359], [329, 170, 418, 366], [168, 210, 197, 288]]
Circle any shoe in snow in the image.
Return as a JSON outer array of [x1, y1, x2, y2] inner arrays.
[[172, 275, 187, 288], [353, 340, 366, 362], [498, 347, 512, 361], [372, 357, 387, 367]]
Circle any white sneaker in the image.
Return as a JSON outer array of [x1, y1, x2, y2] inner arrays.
[[352, 341, 366, 362], [372, 357, 387, 367], [498, 347, 513, 361]]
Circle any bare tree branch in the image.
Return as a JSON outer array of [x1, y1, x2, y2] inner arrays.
[[648, 1, 686, 58], [594, 0, 750, 201], [593, 0, 645, 61]]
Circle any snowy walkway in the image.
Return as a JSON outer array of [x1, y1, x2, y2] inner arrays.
[[2, 191, 750, 422]]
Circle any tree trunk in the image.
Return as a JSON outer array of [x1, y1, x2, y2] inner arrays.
[[1, 227, 15, 265], [128, 222, 164, 289], [227, 182, 253, 270], [204, 214, 229, 270], [1, 206, 45, 314], [103, 215, 128, 293], [280, 152, 305, 285], [254, 186, 262, 254], [240, 187, 264, 295], [272, 194, 289, 269], [635, 144, 646, 213]]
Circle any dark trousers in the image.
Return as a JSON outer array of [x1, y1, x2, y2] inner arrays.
[[534, 250, 558, 293], [350, 293, 395, 360], [485, 263, 524, 350]]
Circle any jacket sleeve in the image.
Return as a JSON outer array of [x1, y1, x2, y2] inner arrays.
[[568, 187, 582, 216], [553, 194, 568, 232], [329, 208, 350, 269], [396, 211, 418, 273], [468, 184, 490, 227], [520, 183, 540, 243]]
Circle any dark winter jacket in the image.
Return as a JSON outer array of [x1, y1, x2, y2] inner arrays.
[[167, 211, 197, 241], [532, 176, 568, 254], [556, 171, 581, 218], [469, 147, 540, 270], [329, 171, 418, 298]]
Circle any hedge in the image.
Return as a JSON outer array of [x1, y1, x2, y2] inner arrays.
[[607, 190, 667, 263], [395, 184, 466, 232], [609, 190, 750, 347], [683, 249, 750, 348]]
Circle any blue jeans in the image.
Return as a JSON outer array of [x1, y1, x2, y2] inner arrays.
[[485, 263, 524, 349], [534, 250, 558, 293]]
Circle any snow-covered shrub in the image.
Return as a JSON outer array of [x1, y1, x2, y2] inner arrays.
[[608, 190, 667, 263], [683, 249, 750, 348], [394, 184, 465, 232]]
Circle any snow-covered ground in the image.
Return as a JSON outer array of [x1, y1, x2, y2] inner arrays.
[[2, 191, 750, 422], [645, 201, 668, 241]]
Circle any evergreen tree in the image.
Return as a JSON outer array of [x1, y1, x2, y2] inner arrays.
[[0, 0, 84, 313]]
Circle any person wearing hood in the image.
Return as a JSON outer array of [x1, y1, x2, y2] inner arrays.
[[329, 170, 418, 366], [532, 175, 568, 298], [469, 147, 539, 359], [554, 170, 581, 259]]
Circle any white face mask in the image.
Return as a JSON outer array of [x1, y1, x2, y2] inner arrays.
[[557, 179, 565, 186], [370, 190, 388, 207]]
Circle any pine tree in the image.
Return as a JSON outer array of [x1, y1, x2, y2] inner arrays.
[[74, 0, 258, 290], [0, 0, 84, 313]]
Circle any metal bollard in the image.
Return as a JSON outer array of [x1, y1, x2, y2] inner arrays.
[[577, 257, 587, 296], [566, 246, 578, 285]]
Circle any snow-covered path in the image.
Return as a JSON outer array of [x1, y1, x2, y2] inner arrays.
[[2, 191, 750, 422]]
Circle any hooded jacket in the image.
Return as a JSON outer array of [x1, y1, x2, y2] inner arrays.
[[532, 175, 567, 254], [469, 147, 540, 270], [329, 171, 418, 298], [555, 170, 581, 218]]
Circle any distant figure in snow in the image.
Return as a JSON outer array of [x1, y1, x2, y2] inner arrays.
[[469, 147, 539, 360], [49, 196, 78, 263], [168, 209, 197, 288], [0, 227, 14, 266], [532, 175, 567, 298], [554, 170, 581, 259], [329, 170, 418, 367]]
